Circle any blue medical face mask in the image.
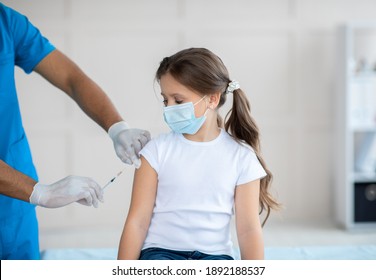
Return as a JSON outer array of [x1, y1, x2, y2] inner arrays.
[[163, 96, 207, 134]]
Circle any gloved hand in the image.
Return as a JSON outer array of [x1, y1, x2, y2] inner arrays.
[[108, 121, 151, 169], [29, 175, 104, 208]]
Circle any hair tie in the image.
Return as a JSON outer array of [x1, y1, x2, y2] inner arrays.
[[226, 80, 240, 94]]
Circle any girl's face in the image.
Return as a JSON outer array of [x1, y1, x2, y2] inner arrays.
[[160, 73, 207, 118]]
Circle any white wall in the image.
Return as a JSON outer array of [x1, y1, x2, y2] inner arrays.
[[3, 0, 376, 250]]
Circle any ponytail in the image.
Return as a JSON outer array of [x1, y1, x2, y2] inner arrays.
[[224, 89, 280, 226]]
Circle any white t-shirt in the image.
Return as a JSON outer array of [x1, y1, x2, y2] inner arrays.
[[139, 129, 266, 257]]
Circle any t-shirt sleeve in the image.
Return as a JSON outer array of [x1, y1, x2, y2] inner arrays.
[[236, 147, 267, 186], [5, 4, 55, 73], [139, 137, 160, 174]]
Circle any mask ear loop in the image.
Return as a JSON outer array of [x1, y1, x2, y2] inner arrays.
[[193, 95, 207, 106], [192, 95, 210, 117]]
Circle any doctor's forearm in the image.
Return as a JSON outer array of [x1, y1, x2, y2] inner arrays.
[[0, 160, 36, 202], [34, 49, 123, 132], [69, 74, 123, 132]]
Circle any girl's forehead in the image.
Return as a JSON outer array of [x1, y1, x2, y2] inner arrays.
[[160, 73, 181, 87], [160, 75, 191, 95], [160, 73, 204, 98]]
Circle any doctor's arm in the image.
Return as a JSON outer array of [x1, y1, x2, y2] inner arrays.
[[33, 49, 150, 166], [0, 159, 36, 202], [118, 156, 157, 260], [235, 179, 264, 260], [0, 159, 103, 208], [33, 49, 121, 131]]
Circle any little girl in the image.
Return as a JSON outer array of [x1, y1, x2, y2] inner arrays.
[[118, 48, 279, 260]]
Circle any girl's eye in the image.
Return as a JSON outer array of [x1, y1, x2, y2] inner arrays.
[[162, 98, 183, 106]]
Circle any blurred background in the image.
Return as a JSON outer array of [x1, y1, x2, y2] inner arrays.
[[3, 0, 376, 251]]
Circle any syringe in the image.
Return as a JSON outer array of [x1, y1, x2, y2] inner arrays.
[[102, 168, 126, 190]]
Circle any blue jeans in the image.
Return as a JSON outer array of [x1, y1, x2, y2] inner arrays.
[[139, 247, 234, 260]]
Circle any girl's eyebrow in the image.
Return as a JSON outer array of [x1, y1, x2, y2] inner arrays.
[[161, 92, 184, 99]]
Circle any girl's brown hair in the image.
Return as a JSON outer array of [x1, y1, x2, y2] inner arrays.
[[156, 47, 279, 225]]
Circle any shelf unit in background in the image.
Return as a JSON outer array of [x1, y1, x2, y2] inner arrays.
[[336, 22, 376, 229]]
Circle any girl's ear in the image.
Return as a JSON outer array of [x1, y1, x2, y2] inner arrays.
[[208, 92, 221, 109]]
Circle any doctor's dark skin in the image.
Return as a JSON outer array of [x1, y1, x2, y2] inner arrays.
[[0, 49, 122, 202]]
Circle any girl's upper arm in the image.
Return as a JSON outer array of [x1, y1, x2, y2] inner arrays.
[[126, 155, 158, 225], [235, 180, 264, 260], [117, 155, 157, 259], [235, 179, 261, 232]]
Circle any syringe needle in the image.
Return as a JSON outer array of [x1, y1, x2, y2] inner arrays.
[[102, 168, 125, 190]]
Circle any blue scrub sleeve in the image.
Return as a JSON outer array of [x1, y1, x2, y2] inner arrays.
[[3, 4, 55, 73]]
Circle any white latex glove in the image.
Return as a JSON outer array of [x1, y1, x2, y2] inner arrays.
[[29, 175, 104, 208], [108, 121, 151, 168]]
